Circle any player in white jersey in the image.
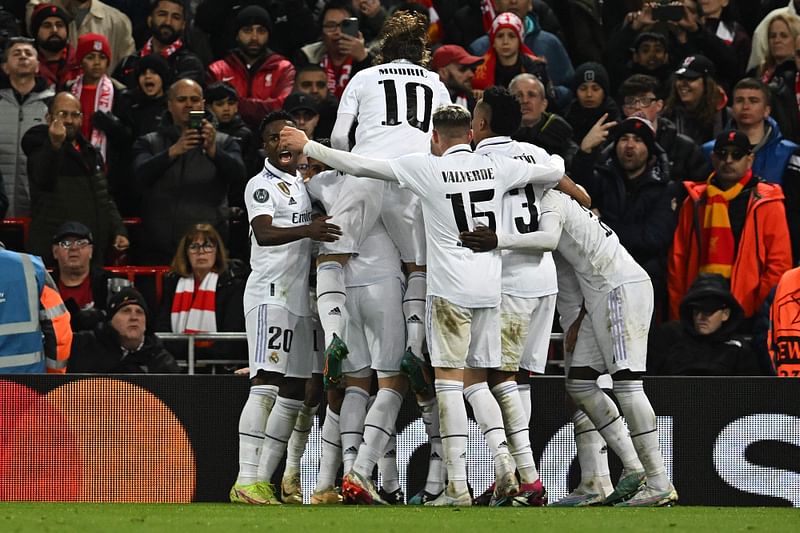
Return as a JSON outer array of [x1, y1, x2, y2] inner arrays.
[[468, 86, 558, 506], [460, 189, 679, 507], [279, 104, 583, 506], [230, 112, 342, 505], [313, 11, 453, 384]]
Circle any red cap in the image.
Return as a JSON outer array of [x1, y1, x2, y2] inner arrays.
[[76, 33, 111, 64], [431, 45, 483, 71]]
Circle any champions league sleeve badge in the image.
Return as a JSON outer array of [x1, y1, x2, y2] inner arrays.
[[253, 189, 269, 203]]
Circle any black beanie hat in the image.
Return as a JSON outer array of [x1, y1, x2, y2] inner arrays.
[[573, 62, 610, 97], [613, 117, 656, 156], [107, 287, 149, 321], [30, 4, 71, 37], [136, 54, 172, 88], [235, 5, 273, 33]]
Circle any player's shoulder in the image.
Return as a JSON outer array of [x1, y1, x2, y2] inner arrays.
[[542, 189, 567, 210]]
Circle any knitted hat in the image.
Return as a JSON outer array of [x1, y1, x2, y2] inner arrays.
[[107, 287, 149, 320], [76, 33, 111, 64], [30, 3, 71, 37], [679, 273, 742, 323], [489, 12, 525, 46], [135, 53, 171, 87], [573, 62, 610, 96], [206, 81, 239, 103], [235, 5, 273, 33], [613, 117, 656, 156]]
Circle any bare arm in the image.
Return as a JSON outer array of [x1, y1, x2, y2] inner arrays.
[[251, 214, 341, 246], [459, 211, 562, 252]]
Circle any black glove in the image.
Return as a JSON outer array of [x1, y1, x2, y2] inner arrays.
[[91, 110, 124, 136]]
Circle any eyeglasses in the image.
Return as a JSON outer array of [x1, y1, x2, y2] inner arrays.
[[622, 96, 657, 109], [53, 110, 83, 120], [187, 242, 216, 253], [57, 238, 91, 249], [713, 148, 749, 161], [322, 21, 347, 33]]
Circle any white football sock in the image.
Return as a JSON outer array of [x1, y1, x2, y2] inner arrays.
[[257, 396, 304, 482], [285, 402, 319, 475], [492, 381, 539, 484], [572, 409, 613, 496], [517, 382, 532, 425], [435, 379, 468, 494], [353, 388, 404, 479], [235, 385, 278, 485], [315, 406, 342, 491], [613, 380, 670, 491], [403, 271, 427, 356], [419, 397, 445, 494], [317, 261, 347, 347], [378, 433, 401, 494], [565, 379, 643, 473], [464, 382, 513, 478], [340, 386, 369, 473]]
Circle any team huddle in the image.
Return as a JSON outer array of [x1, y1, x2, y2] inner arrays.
[[230, 12, 677, 508]]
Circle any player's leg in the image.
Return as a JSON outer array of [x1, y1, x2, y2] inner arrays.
[[408, 388, 446, 504], [378, 432, 404, 503], [602, 282, 677, 507], [281, 375, 322, 504], [312, 386, 345, 504], [231, 305, 280, 504]]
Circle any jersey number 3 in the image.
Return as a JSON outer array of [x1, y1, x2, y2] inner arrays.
[[379, 80, 433, 132]]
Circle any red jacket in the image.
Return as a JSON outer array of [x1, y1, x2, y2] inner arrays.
[[668, 180, 792, 319], [207, 50, 295, 129]]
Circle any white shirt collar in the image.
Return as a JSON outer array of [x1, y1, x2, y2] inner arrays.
[[263, 159, 301, 184], [475, 136, 513, 152], [442, 143, 473, 156]]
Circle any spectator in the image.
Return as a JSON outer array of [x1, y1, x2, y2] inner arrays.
[[30, 3, 79, 89], [0, 37, 55, 217], [0, 241, 72, 373], [156, 223, 246, 360], [472, 12, 553, 96], [122, 53, 170, 140], [768, 265, 800, 376], [748, 1, 800, 72], [50, 220, 120, 331], [27, 0, 135, 72], [564, 62, 621, 150], [572, 117, 678, 318], [468, 0, 574, 109], [132, 79, 246, 265], [283, 92, 320, 140], [607, 30, 673, 94], [353, 0, 387, 48], [509, 72, 578, 169], [293, 63, 338, 139], [113, 0, 204, 88], [68, 286, 180, 373], [206, 81, 260, 177], [648, 273, 762, 375], [663, 54, 731, 144], [294, 0, 372, 100], [687, 0, 751, 90], [207, 5, 295, 131], [430, 44, 483, 112], [702, 77, 798, 185], [668, 129, 792, 322], [748, 13, 800, 83], [22, 91, 128, 266], [765, 32, 800, 143]]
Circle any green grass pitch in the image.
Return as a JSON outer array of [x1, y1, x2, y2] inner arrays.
[[1, 504, 798, 532]]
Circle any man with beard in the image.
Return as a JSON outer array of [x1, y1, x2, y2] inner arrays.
[[208, 6, 295, 131], [30, 3, 78, 89], [113, 0, 204, 88], [430, 44, 483, 112]]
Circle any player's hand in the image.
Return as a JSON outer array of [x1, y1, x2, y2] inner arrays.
[[201, 119, 217, 158], [338, 32, 367, 62], [114, 234, 130, 251], [49, 118, 67, 149], [305, 215, 342, 242], [459, 225, 498, 252], [579, 113, 617, 154], [169, 127, 202, 158], [279, 126, 310, 153]]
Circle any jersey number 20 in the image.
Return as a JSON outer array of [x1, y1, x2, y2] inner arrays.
[[379, 80, 433, 132]]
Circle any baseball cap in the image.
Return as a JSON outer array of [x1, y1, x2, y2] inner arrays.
[[713, 129, 752, 153], [431, 44, 483, 71], [283, 92, 318, 115], [675, 55, 715, 79], [52, 221, 93, 244]]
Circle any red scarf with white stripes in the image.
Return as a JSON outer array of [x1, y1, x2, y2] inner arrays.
[[140, 37, 184, 59], [321, 53, 353, 99], [170, 272, 218, 335]]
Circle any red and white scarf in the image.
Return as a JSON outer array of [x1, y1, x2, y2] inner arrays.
[[70, 73, 114, 160], [322, 53, 353, 99], [170, 272, 218, 335], [481, 0, 497, 32], [140, 37, 184, 59]]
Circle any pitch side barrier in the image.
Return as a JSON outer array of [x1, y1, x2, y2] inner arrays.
[[0, 376, 797, 506]]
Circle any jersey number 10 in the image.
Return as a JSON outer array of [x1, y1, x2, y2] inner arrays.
[[379, 80, 434, 132]]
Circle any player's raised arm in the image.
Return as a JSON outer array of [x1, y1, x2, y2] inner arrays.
[[280, 126, 399, 182], [556, 175, 592, 207]]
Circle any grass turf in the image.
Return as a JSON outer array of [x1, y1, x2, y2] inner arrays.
[[1, 504, 798, 532]]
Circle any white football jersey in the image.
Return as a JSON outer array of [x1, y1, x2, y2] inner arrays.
[[243, 160, 313, 316], [305, 170, 402, 287], [474, 136, 562, 298], [338, 59, 452, 157], [390, 144, 563, 308], [542, 190, 650, 297]]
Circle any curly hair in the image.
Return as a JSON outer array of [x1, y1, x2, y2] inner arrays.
[[373, 11, 430, 67], [481, 86, 522, 136]]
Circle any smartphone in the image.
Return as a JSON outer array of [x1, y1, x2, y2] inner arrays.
[[652, 4, 685, 22], [341, 17, 359, 37], [188, 110, 204, 130]]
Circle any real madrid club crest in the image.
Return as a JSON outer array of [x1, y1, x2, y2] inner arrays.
[[276, 182, 291, 196], [253, 188, 269, 203], [270, 351, 280, 364]]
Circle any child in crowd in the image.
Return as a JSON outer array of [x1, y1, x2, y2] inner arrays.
[[206, 81, 260, 178], [125, 54, 171, 139], [563, 62, 621, 148]]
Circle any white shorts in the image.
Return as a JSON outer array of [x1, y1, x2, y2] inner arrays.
[[569, 280, 653, 375], [321, 175, 426, 265], [426, 295, 501, 369], [500, 293, 557, 373], [342, 277, 405, 374], [246, 304, 314, 379]]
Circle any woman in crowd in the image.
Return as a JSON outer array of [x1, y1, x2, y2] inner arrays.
[[748, 13, 800, 84]]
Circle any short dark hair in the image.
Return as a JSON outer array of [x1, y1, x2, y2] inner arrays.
[[149, 0, 185, 16], [619, 74, 662, 99], [321, 0, 354, 22], [432, 104, 471, 138], [733, 77, 771, 102], [296, 63, 326, 76], [259, 110, 294, 137], [481, 86, 521, 136]]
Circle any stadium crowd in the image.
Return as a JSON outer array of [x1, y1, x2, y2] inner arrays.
[[0, 0, 799, 508]]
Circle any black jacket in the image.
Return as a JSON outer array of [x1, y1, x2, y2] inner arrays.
[[55, 265, 119, 331], [513, 111, 579, 170], [113, 47, 205, 88], [69, 322, 179, 374]]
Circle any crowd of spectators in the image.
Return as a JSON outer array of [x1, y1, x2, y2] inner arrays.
[[1, 0, 800, 376]]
